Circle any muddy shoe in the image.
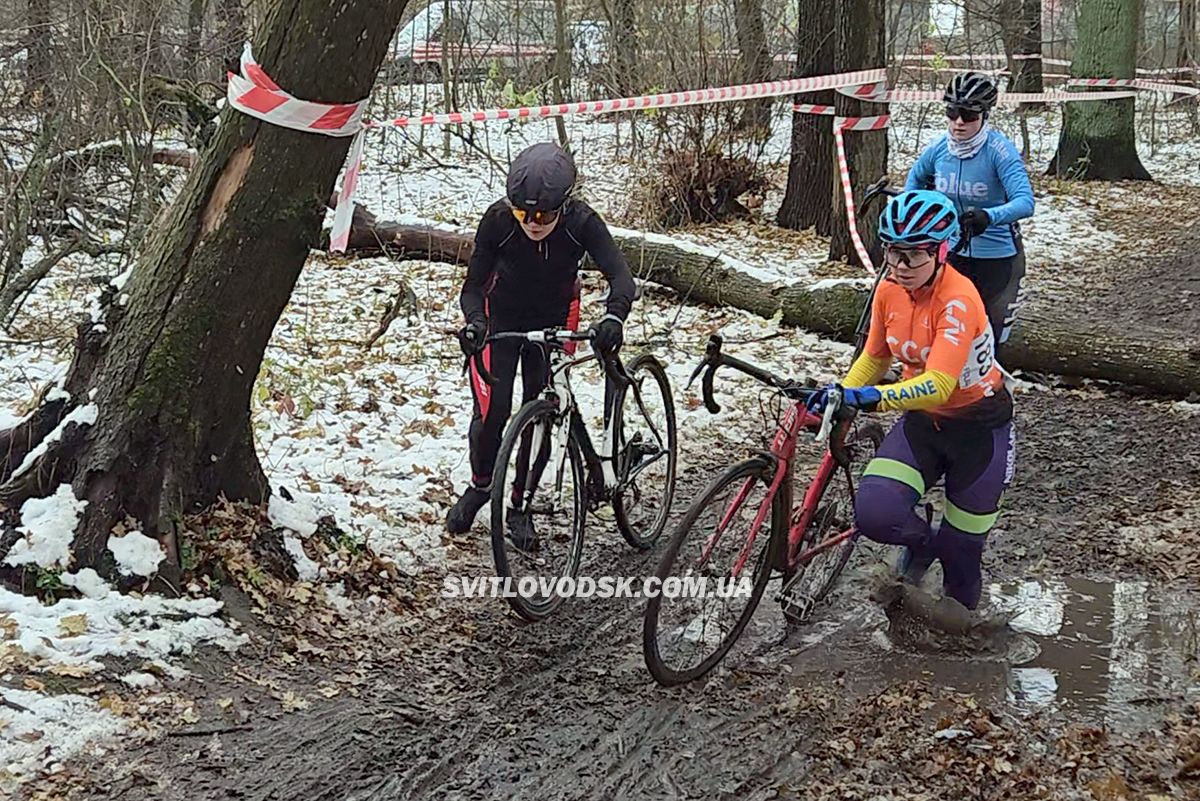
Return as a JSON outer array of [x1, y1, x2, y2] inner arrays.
[[506, 508, 540, 552], [446, 487, 489, 534], [895, 547, 935, 586], [900, 587, 973, 636]]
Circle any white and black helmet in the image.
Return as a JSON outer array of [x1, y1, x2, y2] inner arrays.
[[943, 72, 998, 114]]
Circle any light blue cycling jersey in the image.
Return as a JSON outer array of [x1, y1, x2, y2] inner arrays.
[[904, 129, 1035, 259]]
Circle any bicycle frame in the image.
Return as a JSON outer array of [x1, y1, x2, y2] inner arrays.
[[703, 399, 856, 581], [535, 343, 628, 503]]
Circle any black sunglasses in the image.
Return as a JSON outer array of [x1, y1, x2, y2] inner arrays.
[[945, 106, 982, 123]]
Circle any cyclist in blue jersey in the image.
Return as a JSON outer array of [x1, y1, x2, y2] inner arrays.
[[905, 72, 1035, 351]]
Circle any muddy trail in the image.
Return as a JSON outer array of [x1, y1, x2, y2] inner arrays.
[[54, 386, 1200, 801]]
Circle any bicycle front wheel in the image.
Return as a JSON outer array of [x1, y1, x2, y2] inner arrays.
[[642, 457, 785, 686], [612, 354, 678, 549], [490, 398, 587, 622]]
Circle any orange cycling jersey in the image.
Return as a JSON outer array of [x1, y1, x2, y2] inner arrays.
[[845, 264, 1010, 422]]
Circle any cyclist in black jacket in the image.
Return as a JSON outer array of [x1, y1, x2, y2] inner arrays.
[[447, 142, 637, 535]]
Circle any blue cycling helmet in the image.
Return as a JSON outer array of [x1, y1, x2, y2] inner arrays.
[[878, 189, 959, 247]]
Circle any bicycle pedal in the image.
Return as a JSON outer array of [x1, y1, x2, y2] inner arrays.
[[776, 589, 816, 624]]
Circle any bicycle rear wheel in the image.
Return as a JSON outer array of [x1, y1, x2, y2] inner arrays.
[[779, 422, 885, 621], [642, 457, 785, 686], [490, 398, 587, 622], [612, 354, 678, 549]]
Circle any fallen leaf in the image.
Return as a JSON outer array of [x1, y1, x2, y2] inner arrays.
[[16, 730, 43, 743], [181, 707, 200, 724], [0, 615, 18, 639], [1088, 772, 1132, 801], [217, 697, 234, 710], [98, 695, 127, 715], [993, 756, 1013, 774], [58, 614, 88, 637], [280, 691, 310, 712], [47, 662, 93, 678], [22, 678, 45, 692], [318, 686, 340, 698]]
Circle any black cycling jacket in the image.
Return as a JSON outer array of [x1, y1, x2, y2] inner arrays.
[[460, 198, 635, 330]]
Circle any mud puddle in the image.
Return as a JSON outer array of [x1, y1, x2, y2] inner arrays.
[[728, 569, 1200, 733]]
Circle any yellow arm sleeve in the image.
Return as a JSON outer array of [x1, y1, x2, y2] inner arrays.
[[875, 370, 958, 412], [843, 352, 891, 389]]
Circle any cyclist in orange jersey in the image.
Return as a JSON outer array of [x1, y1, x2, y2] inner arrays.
[[806, 190, 1015, 610]]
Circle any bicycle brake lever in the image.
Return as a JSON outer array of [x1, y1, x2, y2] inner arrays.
[[815, 389, 840, 445]]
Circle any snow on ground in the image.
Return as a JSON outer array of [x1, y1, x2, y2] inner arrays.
[[0, 580, 246, 785], [0, 79, 1195, 787]]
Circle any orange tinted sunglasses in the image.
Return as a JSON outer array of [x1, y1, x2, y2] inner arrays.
[[510, 206, 561, 225]]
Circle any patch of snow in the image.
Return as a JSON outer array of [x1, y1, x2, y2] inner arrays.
[[808, 277, 874, 292], [1172, 401, 1200, 416], [0, 688, 128, 785], [3, 485, 87, 570], [59, 568, 110, 600], [45, 386, 70, 403], [119, 671, 159, 689], [110, 265, 134, 291], [611, 225, 790, 287], [283, 535, 321, 582], [10, 403, 98, 480], [107, 530, 165, 577], [268, 491, 320, 537], [0, 587, 246, 671]]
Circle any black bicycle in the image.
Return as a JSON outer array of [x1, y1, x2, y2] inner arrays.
[[470, 327, 678, 621]]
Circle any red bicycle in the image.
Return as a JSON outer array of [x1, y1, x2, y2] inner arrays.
[[643, 334, 883, 686]]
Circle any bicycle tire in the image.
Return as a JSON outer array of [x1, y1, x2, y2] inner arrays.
[[782, 422, 885, 612], [490, 398, 587, 622], [612, 354, 678, 550], [642, 457, 785, 686]]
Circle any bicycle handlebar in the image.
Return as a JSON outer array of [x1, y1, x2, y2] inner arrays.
[[687, 334, 808, 414], [686, 333, 856, 450], [466, 327, 630, 388]]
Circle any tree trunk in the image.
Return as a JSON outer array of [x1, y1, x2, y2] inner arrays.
[[187, 0, 207, 82], [1048, 0, 1151, 180], [551, 0, 570, 146], [23, 0, 53, 108], [732, 0, 773, 129], [213, 0, 248, 76], [0, 0, 411, 578], [1012, 0, 1045, 94], [1181, 0, 1197, 83], [828, 0, 888, 264], [776, 0, 836, 236], [341, 216, 1200, 396], [610, 0, 637, 95]]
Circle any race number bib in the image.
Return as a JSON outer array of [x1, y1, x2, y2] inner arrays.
[[959, 326, 996, 389]]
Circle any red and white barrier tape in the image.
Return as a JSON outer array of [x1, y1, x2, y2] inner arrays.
[[227, 42, 1198, 260]]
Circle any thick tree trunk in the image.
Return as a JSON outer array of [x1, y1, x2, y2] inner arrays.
[[343, 217, 1200, 396], [610, 0, 637, 95], [1011, 0, 1044, 94], [1048, 0, 1151, 180], [828, 0, 888, 264], [213, 0, 248, 75], [776, 0, 836, 236], [0, 0, 411, 577], [732, 0, 773, 129], [1181, 0, 1198, 83], [187, 0, 207, 81]]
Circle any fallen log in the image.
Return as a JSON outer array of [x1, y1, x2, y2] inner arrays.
[[338, 214, 1200, 397]]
